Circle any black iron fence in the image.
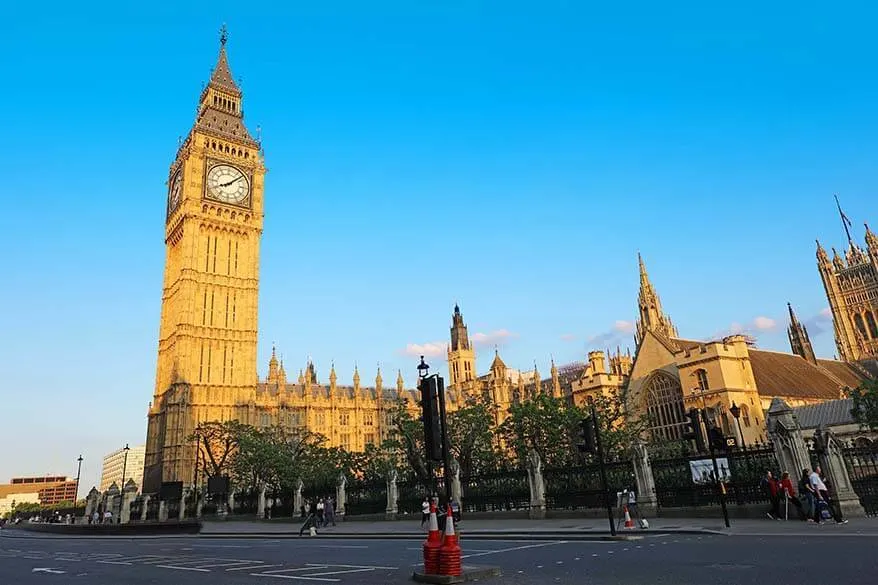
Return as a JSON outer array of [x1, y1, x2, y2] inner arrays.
[[841, 442, 878, 516], [396, 477, 433, 515], [544, 460, 634, 510], [345, 480, 387, 516], [459, 470, 530, 512], [651, 444, 778, 509]]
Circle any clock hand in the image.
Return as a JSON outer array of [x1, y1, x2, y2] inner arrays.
[[219, 175, 244, 188]]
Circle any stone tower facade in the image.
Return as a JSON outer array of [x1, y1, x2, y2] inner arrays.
[[816, 200, 878, 362], [447, 304, 476, 387], [144, 29, 265, 492]]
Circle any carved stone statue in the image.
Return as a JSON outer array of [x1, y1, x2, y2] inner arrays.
[[526, 449, 546, 519], [450, 458, 462, 504], [630, 440, 657, 514], [386, 468, 399, 517], [336, 472, 347, 517], [766, 398, 811, 478]]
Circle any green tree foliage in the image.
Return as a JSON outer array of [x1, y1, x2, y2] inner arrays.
[[499, 393, 583, 468], [385, 398, 431, 484], [231, 425, 326, 492], [849, 378, 878, 431], [446, 394, 502, 476], [586, 390, 650, 458], [190, 420, 250, 477]]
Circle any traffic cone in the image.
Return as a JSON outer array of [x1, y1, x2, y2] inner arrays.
[[439, 505, 461, 576], [422, 503, 442, 575], [623, 505, 635, 530]]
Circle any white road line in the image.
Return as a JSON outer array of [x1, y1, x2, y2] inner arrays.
[[226, 564, 283, 572], [250, 574, 340, 582], [97, 561, 132, 565], [155, 564, 210, 572], [307, 568, 376, 576], [305, 563, 398, 570], [262, 567, 330, 574], [460, 541, 567, 559], [193, 560, 266, 569]]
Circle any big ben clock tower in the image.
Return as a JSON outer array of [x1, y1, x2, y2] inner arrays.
[[143, 27, 265, 492]]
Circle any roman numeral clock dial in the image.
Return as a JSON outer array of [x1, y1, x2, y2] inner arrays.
[[206, 163, 251, 206]]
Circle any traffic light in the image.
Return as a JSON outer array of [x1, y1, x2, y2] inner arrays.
[[577, 416, 597, 455], [707, 426, 726, 452], [419, 375, 443, 461], [682, 408, 706, 452]]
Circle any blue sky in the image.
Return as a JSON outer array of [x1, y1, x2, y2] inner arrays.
[[0, 2, 874, 494]]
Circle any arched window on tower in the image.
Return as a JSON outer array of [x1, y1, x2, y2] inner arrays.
[[645, 372, 686, 441], [741, 404, 751, 427], [866, 311, 878, 339], [855, 314, 869, 339], [695, 369, 710, 391]]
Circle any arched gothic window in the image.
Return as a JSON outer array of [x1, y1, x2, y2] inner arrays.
[[866, 311, 878, 340], [645, 372, 686, 441], [854, 314, 868, 339], [695, 369, 710, 391]]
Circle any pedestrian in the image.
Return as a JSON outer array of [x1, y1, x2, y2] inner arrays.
[[316, 498, 325, 527], [421, 497, 430, 528], [760, 471, 780, 520], [810, 466, 848, 524], [779, 471, 805, 520], [325, 497, 336, 527]]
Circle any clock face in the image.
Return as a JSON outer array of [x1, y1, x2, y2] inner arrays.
[[168, 170, 182, 211], [206, 164, 250, 205]]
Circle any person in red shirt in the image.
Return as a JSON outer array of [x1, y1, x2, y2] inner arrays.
[[760, 470, 780, 519], [778, 471, 806, 520]]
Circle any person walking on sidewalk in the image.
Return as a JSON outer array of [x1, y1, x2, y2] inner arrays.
[[421, 498, 430, 528], [325, 497, 336, 527], [760, 470, 780, 519], [779, 471, 806, 520], [810, 466, 848, 524]]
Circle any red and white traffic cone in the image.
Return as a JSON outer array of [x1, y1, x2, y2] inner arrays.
[[623, 505, 635, 530], [439, 505, 461, 576], [422, 503, 442, 575]]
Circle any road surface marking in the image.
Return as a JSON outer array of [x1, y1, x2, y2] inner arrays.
[[155, 565, 210, 572], [32, 568, 66, 574], [261, 567, 331, 574], [250, 574, 340, 582], [190, 560, 266, 569], [460, 541, 567, 559], [305, 564, 399, 570], [307, 568, 377, 576], [226, 564, 283, 572], [97, 560, 133, 565]]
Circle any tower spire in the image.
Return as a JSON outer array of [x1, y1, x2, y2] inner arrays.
[[787, 302, 817, 365], [635, 253, 679, 345]]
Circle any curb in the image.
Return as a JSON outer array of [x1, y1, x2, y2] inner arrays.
[[199, 532, 651, 541]]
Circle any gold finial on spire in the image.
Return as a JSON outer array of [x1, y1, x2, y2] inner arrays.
[[219, 23, 229, 47]]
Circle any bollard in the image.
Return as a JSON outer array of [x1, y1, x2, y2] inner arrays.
[[422, 503, 442, 575], [438, 505, 461, 577]]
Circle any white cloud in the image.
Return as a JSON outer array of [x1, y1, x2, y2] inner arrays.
[[471, 329, 518, 346], [401, 341, 446, 358], [559, 333, 577, 342], [614, 320, 635, 333], [588, 319, 636, 346], [753, 316, 777, 331], [820, 307, 832, 318]]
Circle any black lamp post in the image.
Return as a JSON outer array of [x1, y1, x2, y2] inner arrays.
[[74, 455, 83, 520], [729, 402, 744, 448], [119, 444, 130, 523]]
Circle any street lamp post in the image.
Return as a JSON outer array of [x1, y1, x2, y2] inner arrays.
[[74, 455, 83, 521], [729, 402, 745, 449], [119, 444, 130, 524], [690, 385, 731, 529], [416, 357, 435, 498]]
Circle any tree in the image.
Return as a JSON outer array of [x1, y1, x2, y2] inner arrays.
[[385, 398, 431, 485], [231, 425, 326, 492], [499, 394, 584, 468], [849, 379, 878, 431], [586, 389, 650, 458], [190, 420, 250, 477], [446, 394, 501, 476]]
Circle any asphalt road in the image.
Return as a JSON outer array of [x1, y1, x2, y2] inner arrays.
[[1, 531, 876, 584]]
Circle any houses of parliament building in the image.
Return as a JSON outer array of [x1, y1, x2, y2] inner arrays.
[[142, 31, 877, 492]]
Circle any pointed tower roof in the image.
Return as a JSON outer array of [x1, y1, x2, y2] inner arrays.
[[329, 361, 337, 384], [490, 348, 506, 371], [635, 252, 679, 345], [396, 369, 404, 386], [209, 25, 242, 96], [787, 301, 817, 364]]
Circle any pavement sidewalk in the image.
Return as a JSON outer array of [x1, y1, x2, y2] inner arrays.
[[198, 516, 878, 539]]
